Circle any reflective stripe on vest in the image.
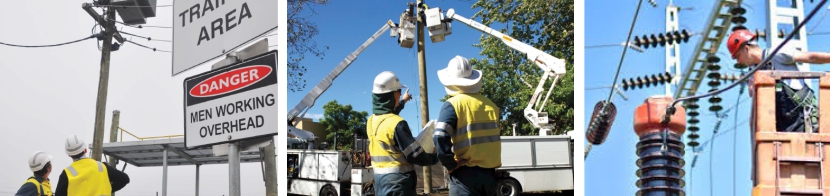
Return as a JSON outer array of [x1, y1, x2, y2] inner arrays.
[[367, 114, 412, 174], [23, 177, 52, 196], [447, 93, 502, 169], [64, 159, 112, 196], [373, 164, 414, 174]]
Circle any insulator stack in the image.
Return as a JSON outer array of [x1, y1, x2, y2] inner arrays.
[[648, 0, 657, 7], [632, 30, 692, 49], [620, 72, 674, 91], [719, 72, 745, 83], [706, 55, 723, 113], [587, 101, 617, 145], [730, 6, 747, 31], [685, 98, 700, 148], [634, 96, 687, 196]]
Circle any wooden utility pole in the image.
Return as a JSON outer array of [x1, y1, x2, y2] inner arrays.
[[415, 0, 432, 193], [108, 110, 121, 165], [83, 2, 118, 162]]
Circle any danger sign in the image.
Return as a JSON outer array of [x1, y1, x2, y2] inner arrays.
[[183, 51, 278, 149]]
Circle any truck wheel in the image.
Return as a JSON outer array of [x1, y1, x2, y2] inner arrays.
[[320, 185, 337, 196], [498, 178, 522, 196]]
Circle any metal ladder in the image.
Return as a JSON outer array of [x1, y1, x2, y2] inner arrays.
[[774, 142, 825, 195]]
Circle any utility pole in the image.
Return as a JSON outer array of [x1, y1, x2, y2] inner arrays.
[[415, 0, 432, 193], [83, 2, 117, 162], [108, 110, 120, 196], [108, 110, 121, 165]]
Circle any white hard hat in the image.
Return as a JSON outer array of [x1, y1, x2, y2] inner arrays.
[[28, 151, 53, 172], [437, 56, 483, 94], [372, 71, 406, 94], [65, 135, 87, 156]]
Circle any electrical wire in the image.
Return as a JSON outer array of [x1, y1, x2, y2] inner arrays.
[[0, 34, 100, 48], [119, 31, 172, 42], [668, 0, 828, 116], [124, 40, 170, 52], [605, 0, 645, 103], [732, 72, 746, 196], [93, 4, 172, 8], [709, 112, 725, 196]]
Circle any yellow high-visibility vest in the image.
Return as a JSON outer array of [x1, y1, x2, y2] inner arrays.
[[22, 176, 52, 196], [367, 113, 414, 174], [443, 93, 501, 168], [64, 158, 111, 196]]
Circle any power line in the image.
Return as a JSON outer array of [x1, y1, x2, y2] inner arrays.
[[93, 4, 172, 8], [124, 40, 170, 52], [119, 31, 172, 42], [0, 34, 102, 48]]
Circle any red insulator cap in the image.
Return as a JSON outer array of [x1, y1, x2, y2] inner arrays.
[[634, 95, 686, 137]]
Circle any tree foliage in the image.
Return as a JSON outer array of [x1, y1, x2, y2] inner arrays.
[[288, 0, 330, 92], [319, 100, 369, 150], [470, 0, 574, 135]]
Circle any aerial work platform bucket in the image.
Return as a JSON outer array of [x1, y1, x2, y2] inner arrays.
[[751, 71, 830, 196]]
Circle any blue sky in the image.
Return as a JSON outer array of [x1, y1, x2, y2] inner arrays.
[[585, 1, 830, 196], [287, 0, 508, 136]]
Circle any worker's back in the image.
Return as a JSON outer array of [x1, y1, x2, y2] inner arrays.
[[446, 93, 501, 169], [64, 159, 112, 196]]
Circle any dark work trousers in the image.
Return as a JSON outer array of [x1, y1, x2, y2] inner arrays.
[[374, 170, 417, 196], [449, 166, 498, 196]]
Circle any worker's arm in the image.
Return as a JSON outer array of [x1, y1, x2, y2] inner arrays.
[[14, 182, 38, 196], [54, 171, 68, 196], [105, 164, 130, 192], [433, 102, 460, 171], [393, 120, 438, 166], [794, 51, 830, 64], [393, 89, 412, 115], [393, 100, 407, 115]]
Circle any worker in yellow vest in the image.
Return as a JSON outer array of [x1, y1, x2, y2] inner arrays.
[[368, 71, 438, 196], [16, 151, 54, 196], [54, 135, 130, 196], [434, 56, 501, 196]]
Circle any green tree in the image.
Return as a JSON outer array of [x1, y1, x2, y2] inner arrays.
[[289, 0, 330, 92], [470, 0, 574, 135], [319, 100, 369, 150]]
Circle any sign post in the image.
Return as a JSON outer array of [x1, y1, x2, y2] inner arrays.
[[172, 0, 279, 75]]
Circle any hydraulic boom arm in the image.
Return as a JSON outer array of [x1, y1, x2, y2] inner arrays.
[[287, 21, 396, 142], [446, 9, 568, 133]]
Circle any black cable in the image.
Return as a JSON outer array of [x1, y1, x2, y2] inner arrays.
[[586, 0, 645, 146], [119, 31, 172, 42], [606, 0, 645, 103], [709, 113, 724, 196], [0, 34, 100, 48], [667, 0, 828, 118], [124, 40, 170, 52], [94, 4, 172, 8]]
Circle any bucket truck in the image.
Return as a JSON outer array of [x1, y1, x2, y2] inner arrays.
[[286, 8, 573, 196]]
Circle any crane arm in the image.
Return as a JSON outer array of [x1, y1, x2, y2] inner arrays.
[[445, 9, 568, 134], [287, 20, 396, 141], [445, 9, 567, 76]]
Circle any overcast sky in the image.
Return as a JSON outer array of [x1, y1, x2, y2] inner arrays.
[[0, 0, 281, 195]]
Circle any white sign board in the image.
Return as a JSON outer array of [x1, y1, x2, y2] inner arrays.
[[184, 51, 278, 149], [172, 0, 278, 75]]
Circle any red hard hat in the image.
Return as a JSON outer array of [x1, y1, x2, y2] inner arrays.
[[727, 29, 756, 59]]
